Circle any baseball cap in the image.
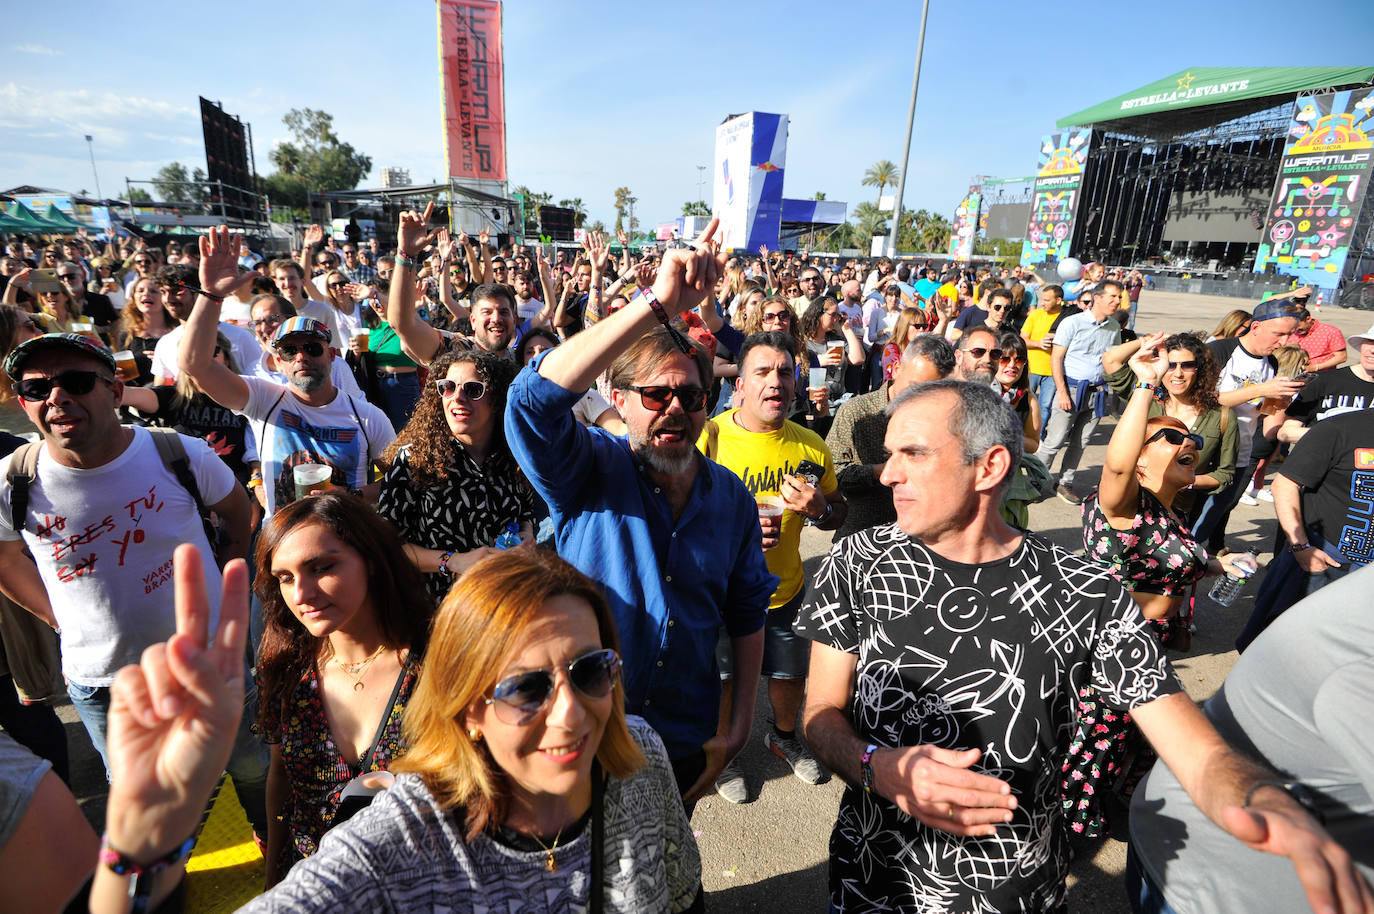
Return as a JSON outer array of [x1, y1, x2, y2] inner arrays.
[[1251, 298, 1304, 323], [271, 316, 331, 346], [4, 332, 117, 381], [1347, 323, 1374, 350]]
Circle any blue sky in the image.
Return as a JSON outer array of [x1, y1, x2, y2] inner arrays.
[[3, 0, 1371, 232]]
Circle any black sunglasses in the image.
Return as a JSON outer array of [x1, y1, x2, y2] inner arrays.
[[761, 310, 791, 323], [327, 281, 349, 289], [435, 378, 487, 399], [629, 385, 709, 412], [1166, 360, 1198, 372], [1146, 427, 1204, 450], [485, 648, 620, 726], [16, 369, 113, 402], [966, 347, 1004, 362], [275, 341, 326, 359]]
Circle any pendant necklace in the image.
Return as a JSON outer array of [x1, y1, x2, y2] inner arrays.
[[529, 826, 565, 872], [331, 644, 386, 691]]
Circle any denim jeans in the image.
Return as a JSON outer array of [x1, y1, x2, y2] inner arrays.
[[1029, 373, 1056, 437], [1039, 404, 1101, 488], [1237, 539, 1354, 651], [1124, 845, 1180, 914], [376, 371, 422, 433], [68, 667, 271, 838], [1190, 461, 1254, 550]]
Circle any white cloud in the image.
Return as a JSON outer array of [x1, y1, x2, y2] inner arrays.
[[12, 43, 62, 56]]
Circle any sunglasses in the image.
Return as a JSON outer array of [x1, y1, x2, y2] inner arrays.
[[1166, 360, 1198, 372], [990, 304, 1007, 312], [761, 311, 791, 324], [966, 347, 1003, 362], [485, 648, 621, 726], [274, 341, 326, 359], [998, 353, 1026, 366], [1146, 427, 1204, 450], [58, 273, 82, 282], [251, 314, 287, 329], [327, 281, 349, 289], [629, 385, 709, 412], [435, 378, 487, 400], [134, 259, 152, 266], [16, 369, 112, 402]]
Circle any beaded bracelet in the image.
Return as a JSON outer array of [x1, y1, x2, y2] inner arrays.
[[100, 832, 195, 913]]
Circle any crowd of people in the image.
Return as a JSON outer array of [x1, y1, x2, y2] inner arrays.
[[0, 216, 1370, 914]]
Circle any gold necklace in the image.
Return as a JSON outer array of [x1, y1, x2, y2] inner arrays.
[[527, 825, 565, 872], [330, 644, 386, 692]]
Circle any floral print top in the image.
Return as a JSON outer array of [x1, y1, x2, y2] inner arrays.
[[1082, 487, 1208, 597], [274, 656, 419, 869]]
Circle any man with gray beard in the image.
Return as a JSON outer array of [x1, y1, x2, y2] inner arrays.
[[506, 219, 775, 811], [180, 228, 394, 514]]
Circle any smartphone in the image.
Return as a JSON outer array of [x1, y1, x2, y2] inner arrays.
[[30, 268, 62, 295], [793, 460, 825, 488]]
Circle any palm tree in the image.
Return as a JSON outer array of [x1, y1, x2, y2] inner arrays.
[[852, 201, 890, 252], [613, 186, 633, 234], [558, 198, 588, 228], [682, 200, 710, 217], [862, 161, 900, 207], [812, 191, 827, 201]]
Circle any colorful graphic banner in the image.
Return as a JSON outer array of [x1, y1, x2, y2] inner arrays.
[[1020, 128, 1092, 266], [1253, 88, 1374, 292], [947, 189, 981, 260], [437, 0, 507, 182], [712, 112, 788, 252]]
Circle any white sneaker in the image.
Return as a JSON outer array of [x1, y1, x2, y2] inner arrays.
[[1257, 488, 1274, 502], [1238, 492, 1259, 507]]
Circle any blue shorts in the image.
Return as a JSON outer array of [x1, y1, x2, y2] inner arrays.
[[715, 587, 810, 680]]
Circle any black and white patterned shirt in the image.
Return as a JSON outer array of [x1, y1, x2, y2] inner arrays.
[[240, 717, 701, 913], [376, 440, 536, 602], [794, 525, 1181, 913]]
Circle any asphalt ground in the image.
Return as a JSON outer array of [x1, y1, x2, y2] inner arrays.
[[38, 291, 1374, 911]]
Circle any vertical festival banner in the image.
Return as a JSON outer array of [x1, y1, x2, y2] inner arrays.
[[1020, 127, 1091, 266], [437, 0, 507, 182], [712, 112, 788, 252], [1253, 88, 1374, 293], [947, 189, 981, 260]]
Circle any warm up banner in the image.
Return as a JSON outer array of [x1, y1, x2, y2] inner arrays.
[[947, 189, 981, 261], [437, 0, 507, 182], [1020, 127, 1092, 267], [1253, 88, 1374, 292]]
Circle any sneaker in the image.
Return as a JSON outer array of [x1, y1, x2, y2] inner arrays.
[[1257, 488, 1274, 503], [1238, 492, 1259, 506], [766, 730, 827, 785], [715, 760, 750, 804], [1055, 484, 1083, 506]]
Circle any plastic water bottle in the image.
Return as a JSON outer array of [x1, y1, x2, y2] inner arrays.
[[493, 522, 521, 550], [1208, 552, 1258, 606]]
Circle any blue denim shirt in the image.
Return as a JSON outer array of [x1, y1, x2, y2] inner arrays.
[[506, 358, 776, 760]]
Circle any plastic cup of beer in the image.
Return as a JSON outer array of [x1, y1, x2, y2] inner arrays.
[[826, 339, 845, 359], [113, 350, 138, 382], [757, 494, 784, 521], [71, 321, 97, 340], [809, 367, 828, 390], [293, 463, 333, 499], [353, 329, 370, 352]]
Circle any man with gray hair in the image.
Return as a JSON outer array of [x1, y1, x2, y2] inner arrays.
[[795, 379, 1366, 913], [825, 334, 953, 539]]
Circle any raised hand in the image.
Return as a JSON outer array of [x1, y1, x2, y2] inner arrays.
[[1128, 331, 1170, 384], [616, 228, 629, 249], [649, 218, 727, 316], [343, 282, 372, 302], [104, 545, 250, 863], [759, 244, 769, 258], [396, 202, 434, 257], [587, 231, 610, 271], [198, 227, 253, 299], [478, 228, 490, 248], [436, 228, 454, 261], [303, 224, 324, 248], [456, 230, 470, 248]]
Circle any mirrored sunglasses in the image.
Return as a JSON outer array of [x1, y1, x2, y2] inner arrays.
[[485, 648, 621, 726]]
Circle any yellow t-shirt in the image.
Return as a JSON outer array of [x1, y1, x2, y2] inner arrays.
[[1022, 306, 1061, 377], [698, 410, 838, 608]]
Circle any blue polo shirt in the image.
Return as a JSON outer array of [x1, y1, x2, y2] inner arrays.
[[506, 358, 776, 760], [1054, 310, 1120, 384]]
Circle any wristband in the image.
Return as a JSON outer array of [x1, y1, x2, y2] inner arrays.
[[1244, 779, 1326, 825], [394, 252, 421, 271], [1287, 541, 1312, 554], [641, 287, 671, 326], [860, 743, 879, 794], [438, 550, 456, 575], [100, 832, 195, 914], [807, 501, 835, 527]]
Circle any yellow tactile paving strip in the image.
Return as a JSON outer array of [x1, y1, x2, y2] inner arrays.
[[184, 778, 264, 913]]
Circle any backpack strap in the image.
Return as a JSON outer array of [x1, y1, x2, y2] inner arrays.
[[345, 394, 374, 484], [147, 428, 217, 548], [5, 442, 44, 534]]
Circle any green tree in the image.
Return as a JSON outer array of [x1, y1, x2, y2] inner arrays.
[[586, 218, 607, 235], [268, 108, 372, 194], [861, 160, 899, 207], [152, 162, 206, 204], [512, 185, 554, 235], [812, 191, 827, 201], [613, 186, 634, 235], [127, 187, 152, 204], [681, 200, 710, 217], [852, 201, 889, 252]]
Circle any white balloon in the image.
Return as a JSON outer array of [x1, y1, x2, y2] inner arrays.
[[1057, 257, 1083, 281]]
